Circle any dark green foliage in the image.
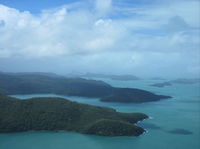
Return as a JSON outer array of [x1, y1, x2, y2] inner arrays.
[[0, 73, 113, 97], [101, 88, 171, 103], [0, 94, 148, 136], [0, 73, 171, 103], [84, 119, 144, 136]]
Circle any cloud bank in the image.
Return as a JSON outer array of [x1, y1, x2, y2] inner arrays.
[[0, 0, 199, 78]]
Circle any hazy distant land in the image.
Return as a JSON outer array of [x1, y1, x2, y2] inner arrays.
[[150, 78, 200, 88], [150, 82, 172, 88], [78, 73, 140, 81]]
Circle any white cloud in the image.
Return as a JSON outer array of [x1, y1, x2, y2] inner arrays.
[[95, 0, 112, 16], [0, 0, 199, 77]]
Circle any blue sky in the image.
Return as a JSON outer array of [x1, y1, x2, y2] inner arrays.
[[0, 0, 79, 13], [0, 0, 199, 78], [0, 0, 153, 13]]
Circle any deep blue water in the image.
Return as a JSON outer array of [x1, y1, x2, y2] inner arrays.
[[0, 79, 200, 149]]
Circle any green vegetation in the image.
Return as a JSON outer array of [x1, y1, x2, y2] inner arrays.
[[0, 73, 113, 97], [101, 88, 171, 103], [84, 119, 144, 136], [0, 72, 171, 103], [0, 94, 148, 136]]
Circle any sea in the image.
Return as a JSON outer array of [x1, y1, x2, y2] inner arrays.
[[0, 78, 199, 149]]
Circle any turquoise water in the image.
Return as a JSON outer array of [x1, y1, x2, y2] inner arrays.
[[0, 79, 200, 149]]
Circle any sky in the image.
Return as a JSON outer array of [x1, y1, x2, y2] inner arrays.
[[0, 0, 200, 78]]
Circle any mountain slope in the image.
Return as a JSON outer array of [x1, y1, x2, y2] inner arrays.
[[0, 73, 171, 103], [0, 94, 147, 136]]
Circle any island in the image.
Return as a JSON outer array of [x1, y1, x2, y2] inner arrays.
[[0, 94, 148, 136], [81, 73, 140, 81], [110, 75, 140, 81], [150, 77, 166, 80], [150, 82, 172, 88], [150, 78, 200, 88], [0, 72, 171, 103], [167, 128, 193, 135], [171, 78, 200, 84]]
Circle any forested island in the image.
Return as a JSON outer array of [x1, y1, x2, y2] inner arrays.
[[0, 94, 147, 136], [0, 72, 171, 103]]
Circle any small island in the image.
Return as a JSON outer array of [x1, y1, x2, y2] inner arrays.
[[0, 94, 148, 136], [150, 78, 200, 88], [167, 128, 193, 135], [150, 82, 172, 88], [171, 78, 200, 84]]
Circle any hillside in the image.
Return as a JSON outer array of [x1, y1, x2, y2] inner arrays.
[[0, 94, 147, 136], [101, 88, 171, 103], [0, 73, 171, 103], [0, 73, 113, 97]]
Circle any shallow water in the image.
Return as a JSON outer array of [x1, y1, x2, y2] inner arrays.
[[1, 79, 200, 149]]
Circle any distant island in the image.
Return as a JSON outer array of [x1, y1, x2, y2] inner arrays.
[[80, 73, 140, 81], [150, 82, 172, 88], [150, 77, 166, 80], [0, 72, 171, 103], [0, 94, 148, 136], [150, 78, 200, 88], [167, 128, 193, 135], [171, 78, 200, 84]]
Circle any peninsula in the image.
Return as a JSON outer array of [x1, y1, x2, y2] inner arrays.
[[0, 94, 148, 136], [0, 72, 171, 103]]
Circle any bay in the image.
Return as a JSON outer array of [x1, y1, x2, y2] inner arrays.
[[0, 79, 199, 149]]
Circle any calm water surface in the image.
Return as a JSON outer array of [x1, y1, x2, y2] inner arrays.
[[0, 79, 200, 149]]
